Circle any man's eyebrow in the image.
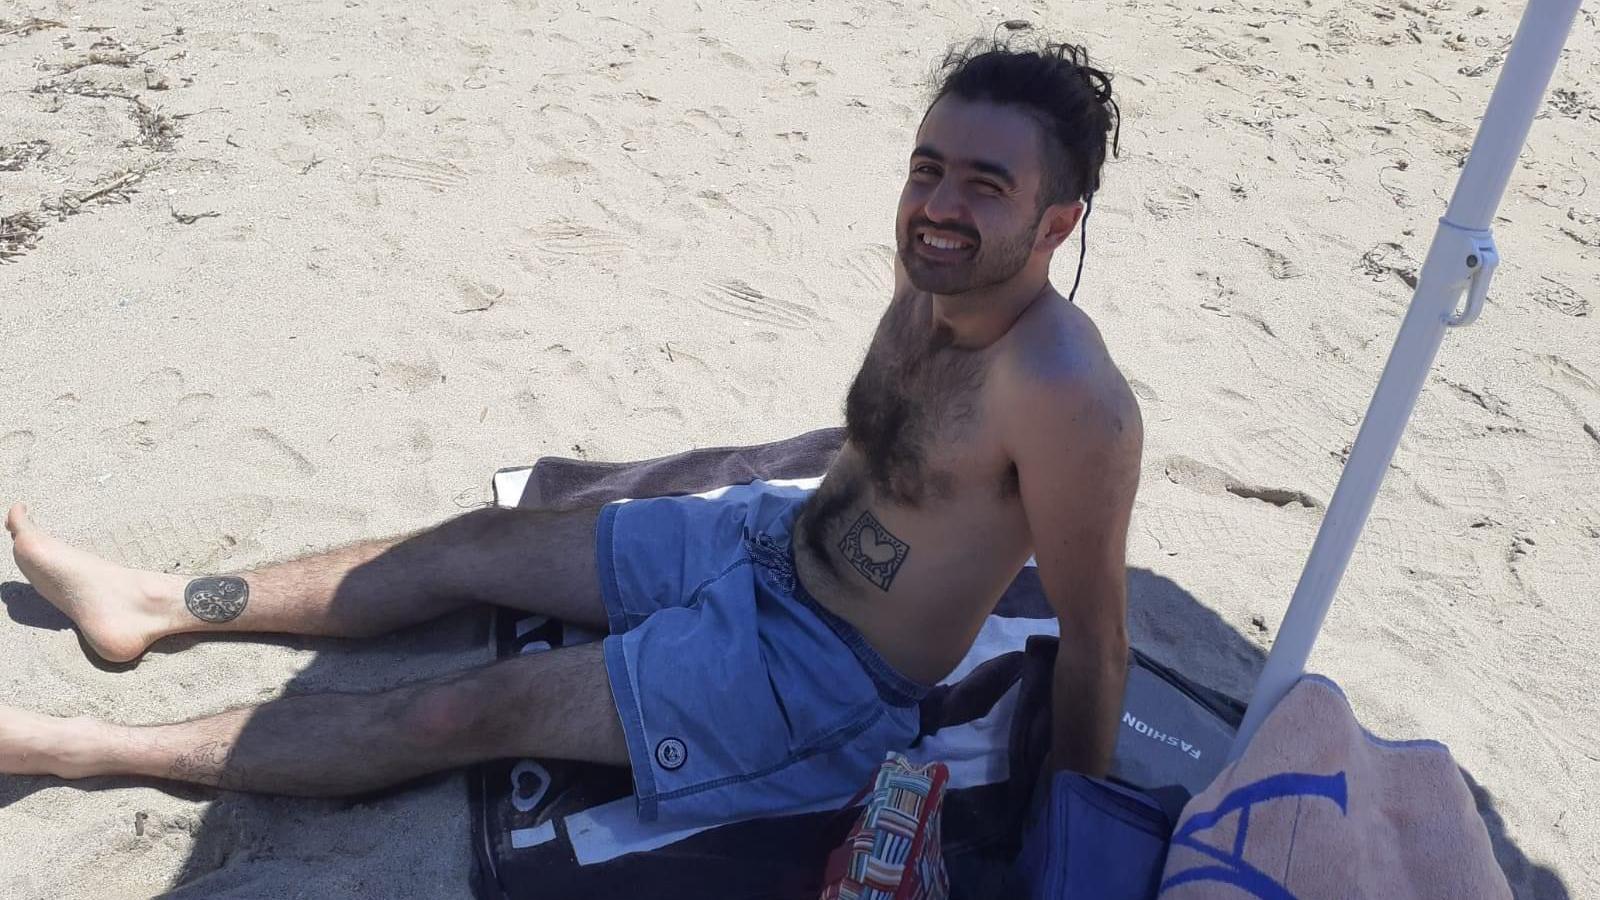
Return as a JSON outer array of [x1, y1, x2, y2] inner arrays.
[[969, 159, 1017, 187], [909, 145, 1016, 187]]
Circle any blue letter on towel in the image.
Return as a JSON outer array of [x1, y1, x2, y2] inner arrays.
[[1160, 772, 1348, 900]]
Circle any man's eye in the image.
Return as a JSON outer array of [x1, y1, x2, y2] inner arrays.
[[912, 164, 939, 176], [974, 181, 1002, 195]]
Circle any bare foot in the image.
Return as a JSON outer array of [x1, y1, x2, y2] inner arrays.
[[0, 704, 103, 780], [5, 503, 184, 663]]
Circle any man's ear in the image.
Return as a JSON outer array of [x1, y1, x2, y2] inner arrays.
[[1035, 200, 1086, 253]]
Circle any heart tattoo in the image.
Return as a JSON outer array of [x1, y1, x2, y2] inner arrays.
[[185, 576, 250, 623], [838, 510, 909, 591]]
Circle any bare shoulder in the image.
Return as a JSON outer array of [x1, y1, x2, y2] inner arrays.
[[994, 297, 1142, 460]]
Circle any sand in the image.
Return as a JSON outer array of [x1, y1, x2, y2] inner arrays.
[[1, 0, 1596, 896]]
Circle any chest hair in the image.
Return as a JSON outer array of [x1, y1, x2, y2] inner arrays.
[[843, 296, 988, 506]]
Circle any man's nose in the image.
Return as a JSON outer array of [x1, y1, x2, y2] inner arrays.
[[922, 177, 964, 223]]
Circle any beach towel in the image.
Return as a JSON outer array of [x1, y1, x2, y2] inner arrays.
[[469, 431, 1246, 900], [1159, 675, 1511, 899]]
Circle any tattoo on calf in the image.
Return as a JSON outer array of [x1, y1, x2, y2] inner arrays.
[[185, 576, 250, 623], [169, 739, 233, 787], [838, 510, 910, 592]]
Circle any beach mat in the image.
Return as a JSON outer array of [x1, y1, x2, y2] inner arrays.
[[470, 432, 1244, 899]]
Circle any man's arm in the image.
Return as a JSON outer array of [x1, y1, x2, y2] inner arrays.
[[1009, 370, 1142, 776]]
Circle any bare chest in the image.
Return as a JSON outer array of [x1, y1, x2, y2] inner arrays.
[[843, 304, 1010, 505]]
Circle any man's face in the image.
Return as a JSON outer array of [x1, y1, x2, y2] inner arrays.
[[897, 95, 1055, 296]]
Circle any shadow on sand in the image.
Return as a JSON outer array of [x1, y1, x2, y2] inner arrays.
[[1, 562, 1571, 898]]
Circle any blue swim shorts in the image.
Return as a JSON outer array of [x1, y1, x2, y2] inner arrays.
[[596, 479, 929, 824]]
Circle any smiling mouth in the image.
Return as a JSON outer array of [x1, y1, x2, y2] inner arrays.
[[915, 228, 976, 253]]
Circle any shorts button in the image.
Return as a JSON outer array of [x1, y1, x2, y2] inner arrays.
[[655, 737, 687, 770]]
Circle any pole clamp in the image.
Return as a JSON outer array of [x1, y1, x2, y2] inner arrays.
[[1443, 224, 1500, 327]]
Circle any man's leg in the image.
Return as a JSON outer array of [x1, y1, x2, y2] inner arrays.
[[0, 642, 625, 793], [5, 502, 606, 663]]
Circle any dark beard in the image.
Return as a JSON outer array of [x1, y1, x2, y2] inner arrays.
[[897, 219, 1036, 295]]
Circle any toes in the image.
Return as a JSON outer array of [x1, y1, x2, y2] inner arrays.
[[4, 503, 27, 537]]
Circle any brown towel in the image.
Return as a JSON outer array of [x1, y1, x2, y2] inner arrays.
[[512, 427, 845, 510], [497, 427, 1067, 626], [1160, 675, 1510, 899]]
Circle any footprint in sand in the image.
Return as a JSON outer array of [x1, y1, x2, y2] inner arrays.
[[534, 104, 605, 153], [1161, 454, 1324, 510], [1440, 379, 1514, 418], [345, 351, 444, 395], [452, 275, 505, 314], [1314, 11, 1360, 54], [684, 106, 742, 137], [1129, 380, 1162, 405], [0, 430, 37, 475], [99, 369, 216, 453], [1243, 238, 1304, 280], [1535, 354, 1600, 397], [771, 56, 833, 97], [138, 366, 183, 395], [1364, 515, 1482, 583], [780, 57, 835, 79], [1144, 184, 1200, 220], [1139, 508, 1230, 557], [1412, 453, 1507, 513], [360, 110, 385, 141], [1139, 506, 1308, 561], [398, 422, 434, 466], [1360, 242, 1421, 289], [676, 107, 745, 154], [439, 115, 514, 158], [528, 156, 593, 180], [100, 495, 275, 573], [176, 392, 214, 421], [692, 189, 818, 260], [362, 154, 468, 191], [1503, 389, 1600, 482], [242, 427, 317, 479], [1083, 204, 1150, 256], [843, 244, 895, 295], [1529, 276, 1591, 317], [523, 221, 633, 261], [693, 279, 821, 331], [694, 35, 753, 72], [1275, 371, 1373, 430], [1239, 425, 1344, 495]]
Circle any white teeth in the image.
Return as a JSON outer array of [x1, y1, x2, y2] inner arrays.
[[921, 233, 967, 251]]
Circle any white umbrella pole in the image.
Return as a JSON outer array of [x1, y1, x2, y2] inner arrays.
[[1229, 0, 1584, 759]]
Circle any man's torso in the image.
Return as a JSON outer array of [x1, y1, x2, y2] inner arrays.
[[795, 286, 1123, 684]]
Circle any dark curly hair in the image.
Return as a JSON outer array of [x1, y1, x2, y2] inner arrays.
[[928, 36, 1121, 210]]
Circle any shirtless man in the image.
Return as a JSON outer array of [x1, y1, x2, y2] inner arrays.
[[1, 40, 1139, 824]]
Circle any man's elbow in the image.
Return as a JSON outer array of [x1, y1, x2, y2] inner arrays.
[[1075, 624, 1126, 679], [1058, 623, 1128, 680], [1080, 621, 1128, 666]]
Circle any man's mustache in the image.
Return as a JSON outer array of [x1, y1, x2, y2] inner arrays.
[[908, 220, 980, 245]]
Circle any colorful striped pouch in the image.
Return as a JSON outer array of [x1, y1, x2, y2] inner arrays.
[[819, 753, 950, 900]]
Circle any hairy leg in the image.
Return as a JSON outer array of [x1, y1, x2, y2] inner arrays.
[[5, 502, 605, 663], [0, 642, 625, 794]]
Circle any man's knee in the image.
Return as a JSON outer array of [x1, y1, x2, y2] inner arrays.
[[400, 650, 624, 765], [400, 679, 494, 755]]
